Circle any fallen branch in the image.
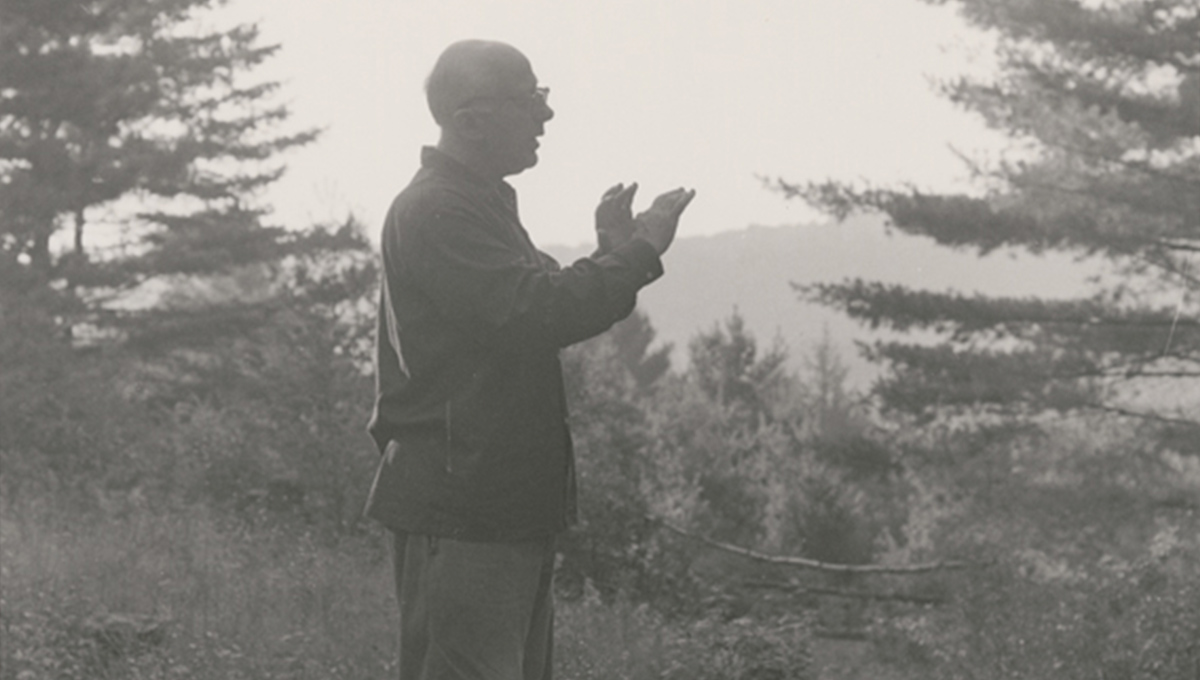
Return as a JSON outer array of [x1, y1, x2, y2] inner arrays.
[[651, 517, 976, 575], [740, 579, 946, 605], [1091, 404, 1200, 429], [814, 627, 870, 641]]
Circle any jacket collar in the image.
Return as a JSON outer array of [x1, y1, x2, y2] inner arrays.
[[421, 146, 518, 206], [421, 146, 490, 187]]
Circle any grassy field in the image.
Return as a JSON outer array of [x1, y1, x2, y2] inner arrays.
[[1, 498, 815, 680], [1, 500, 396, 679]]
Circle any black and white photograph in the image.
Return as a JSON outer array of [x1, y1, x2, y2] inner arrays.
[[2, 1, 1198, 678]]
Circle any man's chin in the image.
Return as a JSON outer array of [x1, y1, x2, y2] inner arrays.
[[505, 153, 539, 177]]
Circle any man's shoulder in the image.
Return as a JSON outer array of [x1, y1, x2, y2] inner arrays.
[[385, 171, 477, 229], [390, 166, 464, 209]]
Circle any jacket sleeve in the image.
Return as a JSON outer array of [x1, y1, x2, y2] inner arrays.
[[393, 201, 662, 352]]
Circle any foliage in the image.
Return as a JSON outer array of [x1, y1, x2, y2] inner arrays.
[[0, 0, 372, 362], [0, 494, 816, 680], [0, 497, 397, 680], [1, 233, 376, 536], [771, 0, 1200, 450], [769, 5, 1200, 668], [14, 275, 1198, 678], [644, 313, 888, 566], [876, 527, 1200, 679], [157, 300, 377, 527], [661, 614, 814, 680], [866, 412, 1200, 678], [0, 0, 317, 280], [12, 6, 1196, 671], [556, 583, 814, 680], [559, 308, 906, 658], [0, 3, 823, 676], [0, 0, 377, 529], [558, 310, 705, 610]]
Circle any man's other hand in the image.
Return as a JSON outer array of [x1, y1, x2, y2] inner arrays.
[[595, 183, 638, 252], [633, 187, 696, 255]]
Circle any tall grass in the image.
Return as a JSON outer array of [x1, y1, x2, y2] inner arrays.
[[1, 498, 397, 679], [1, 497, 815, 680], [557, 584, 813, 680]]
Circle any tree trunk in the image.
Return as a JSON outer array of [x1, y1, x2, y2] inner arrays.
[[74, 207, 86, 255], [29, 229, 52, 277]]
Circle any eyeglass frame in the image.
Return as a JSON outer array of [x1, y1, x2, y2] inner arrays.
[[456, 86, 550, 115]]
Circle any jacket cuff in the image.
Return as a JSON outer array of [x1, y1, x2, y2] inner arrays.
[[609, 237, 664, 286]]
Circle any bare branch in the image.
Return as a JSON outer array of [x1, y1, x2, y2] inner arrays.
[[741, 579, 947, 605], [1114, 371, 1200, 378], [1153, 239, 1200, 254], [651, 517, 978, 575], [815, 628, 870, 641], [1088, 404, 1200, 428]]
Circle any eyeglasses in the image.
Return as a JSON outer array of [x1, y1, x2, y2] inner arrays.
[[518, 86, 551, 110], [459, 86, 550, 113]]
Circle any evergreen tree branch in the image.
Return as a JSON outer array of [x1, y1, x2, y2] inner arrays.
[[1136, 248, 1200, 289], [1037, 139, 1200, 189], [944, 0, 1200, 74], [1002, 172, 1197, 241], [801, 280, 1199, 335]]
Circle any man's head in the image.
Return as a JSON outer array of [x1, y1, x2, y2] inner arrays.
[[427, 40, 554, 180]]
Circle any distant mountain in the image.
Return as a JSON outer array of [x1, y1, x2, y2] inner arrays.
[[545, 215, 1100, 388]]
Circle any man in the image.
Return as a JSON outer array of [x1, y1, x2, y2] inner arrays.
[[364, 39, 693, 680]]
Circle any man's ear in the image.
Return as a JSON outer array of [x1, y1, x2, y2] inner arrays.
[[448, 108, 488, 142]]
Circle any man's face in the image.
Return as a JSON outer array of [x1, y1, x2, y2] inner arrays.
[[471, 62, 555, 178]]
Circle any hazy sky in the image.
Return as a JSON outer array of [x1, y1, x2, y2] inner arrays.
[[222, 0, 1005, 247]]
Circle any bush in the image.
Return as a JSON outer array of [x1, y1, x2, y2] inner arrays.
[[874, 547, 1200, 680], [555, 583, 815, 680], [0, 497, 396, 680], [871, 414, 1200, 679]]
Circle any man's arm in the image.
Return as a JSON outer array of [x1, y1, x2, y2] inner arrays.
[[395, 202, 665, 352]]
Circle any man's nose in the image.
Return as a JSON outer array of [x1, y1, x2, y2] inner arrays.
[[538, 102, 554, 123]]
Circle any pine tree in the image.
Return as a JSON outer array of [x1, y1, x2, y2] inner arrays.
[[0, 0, 364, 349], [773, 0, 1200, 452], [607, 309, 673, 390], [0, 0, 375, 491], [688, 311, 790, 425]]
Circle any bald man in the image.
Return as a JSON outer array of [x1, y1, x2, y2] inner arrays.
[[363, 40, 693, 679]]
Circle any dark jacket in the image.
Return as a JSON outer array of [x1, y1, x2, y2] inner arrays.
[[364, 147, 663, 541]]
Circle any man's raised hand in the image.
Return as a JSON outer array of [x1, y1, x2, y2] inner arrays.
[[633, 187, 696, 255], [594, 182, 638, 252]]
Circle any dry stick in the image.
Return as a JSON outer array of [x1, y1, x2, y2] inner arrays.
[[1093, 403, 1200, 429], [740, 580, 946, 605], [1163, 255, 1192, 355], [652, 517, 976, 575]]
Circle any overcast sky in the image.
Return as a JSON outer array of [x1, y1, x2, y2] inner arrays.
[[222, 0, 1006, 248]]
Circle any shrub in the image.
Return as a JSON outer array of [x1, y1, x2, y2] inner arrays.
[[0, 498, 396, 680], [555, 583, 815, 680]]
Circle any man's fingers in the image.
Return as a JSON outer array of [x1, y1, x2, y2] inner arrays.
[[670, 188, 696, 218], [647, 187, 694, 215], [601, 183, 624, 201], [667, 189, 695, 216], [618, 183, 638, 213]]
